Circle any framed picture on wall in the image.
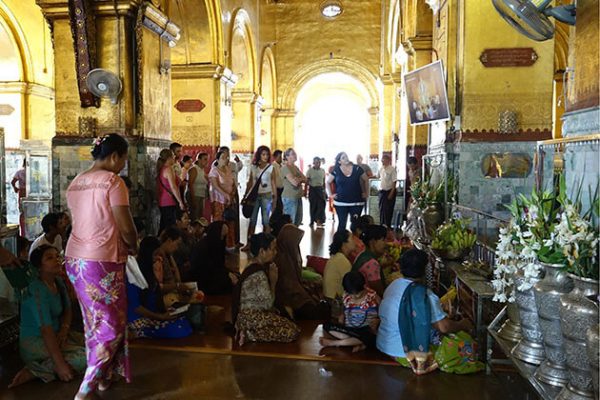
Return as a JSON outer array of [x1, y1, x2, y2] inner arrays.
[[403, 60, 451, 126]]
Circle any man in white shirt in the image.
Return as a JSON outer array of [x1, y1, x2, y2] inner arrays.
[[305, 157, 326, 227], [378, 154, 397, 227], [29, 212, 63, 259], [219, 146, 244, 247]]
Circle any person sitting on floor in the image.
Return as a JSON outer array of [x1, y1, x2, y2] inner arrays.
[[158, 227, 184, 286], [352, 224, 388, 296], [274, 223, 329, 320], [154, 229, 202, 307], [191, 221, 238, 295], [56, 211, 71, 246], [9, 245, 86, 388], [173, 212, 194, 281], [190, 218, 208, 242], [323, 230, 356, 300], [377, 249, 480, 375], [127, 237, 193, 339], [269, 213, 292, 237], [29, 212, 63, 258], [347, 215, 373, 263], [232, 233, 300, 346], [2, 237, 36, 301], [320, 271, 380, 352]]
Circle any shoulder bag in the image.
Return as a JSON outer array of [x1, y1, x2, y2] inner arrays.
[[241, 165, 271, 219]]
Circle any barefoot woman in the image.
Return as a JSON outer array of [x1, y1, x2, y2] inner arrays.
[[65, 134, 138, 399]]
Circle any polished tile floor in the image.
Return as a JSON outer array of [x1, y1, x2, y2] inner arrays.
[[0, 347, 536, 400], [0, 200, 538, 399]]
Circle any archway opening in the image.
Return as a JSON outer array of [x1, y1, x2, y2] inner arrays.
[[0, 17, 23, 149], [229, 10, 256, 153], [295, 72, 371, 171]]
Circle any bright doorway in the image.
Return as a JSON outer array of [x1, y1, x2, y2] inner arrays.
[[295, 73, 371, 170]]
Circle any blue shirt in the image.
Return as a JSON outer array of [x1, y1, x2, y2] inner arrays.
[[127, 281, 161, 322], [376, 278, 447, 358], [332, 165, 364, 205]]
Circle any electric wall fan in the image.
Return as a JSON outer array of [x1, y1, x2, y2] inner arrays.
[[492, 0, 576, 41], [86, 68, 123, 104]]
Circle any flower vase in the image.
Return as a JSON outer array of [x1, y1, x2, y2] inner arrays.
[[557, 275, 599, 400], [422, 202, 443, 235], [497, 302, 523, 343], [586, 325, 599, 400], [512, 270, 546, 365], [533, 262, 574, 387]]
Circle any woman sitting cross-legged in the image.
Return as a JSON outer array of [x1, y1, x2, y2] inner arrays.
[[275, 223, 330, 320], [126, 237, 193, 339], [190, 221, 239, 295], [377, 249, 483, 375], [347, 215, 373, 263], [232, 233, 300, 346], [9, 245, 86, 388], [152, 230, 203, 308], [320, 271, 380, 353], [352, 224, 388, 297], [323, 230, 356, 301]]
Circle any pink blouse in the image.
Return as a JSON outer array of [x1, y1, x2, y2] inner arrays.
[[157, 166, 178, 207], [65, 170, 130, 263], [208, 165, 234, 204]]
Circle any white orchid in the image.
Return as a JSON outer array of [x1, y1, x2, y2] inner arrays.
[[550, 203, 599, 279]]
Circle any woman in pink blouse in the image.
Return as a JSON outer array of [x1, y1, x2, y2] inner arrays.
[[156, 148, 185, 233], [209, 149, 236, 249], [64, 133, 137, 400]]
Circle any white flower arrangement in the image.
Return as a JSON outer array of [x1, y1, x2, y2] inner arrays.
[[548, 203, 599, 279], [492, 200, 544, 303], [492, 218, 541, 302]]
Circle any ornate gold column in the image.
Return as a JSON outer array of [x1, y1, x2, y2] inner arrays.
[[38, 0, 180, 234], [37, 0, 142, 136], [231, 89, 258, 153], [381, 72, 402, 157], [259, 107, 275, 149], [272, 109, 296, 151], [368, 106, 381, 157], [171, 63, 236, 147]]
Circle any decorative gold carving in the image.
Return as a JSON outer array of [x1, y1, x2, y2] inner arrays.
[[67, 0, 99, 107], [462, 93, 553, 132], [78, 116, 97, 137]]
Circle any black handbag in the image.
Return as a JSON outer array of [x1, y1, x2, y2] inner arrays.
[[241, 165, 271, 219]]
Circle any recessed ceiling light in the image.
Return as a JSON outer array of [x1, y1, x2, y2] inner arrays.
[[321, 2, 343, 18]]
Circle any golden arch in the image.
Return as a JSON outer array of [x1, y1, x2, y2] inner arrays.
[[280, 58, 379, 111], [387, 0, 402, 73], [259, 46, 277, 106], [206, 0, 225, 65], [228, 8, 258, 93], [554, 22, 569, 73], [0, 2, 32, 82], [167, 0, 224, 65]]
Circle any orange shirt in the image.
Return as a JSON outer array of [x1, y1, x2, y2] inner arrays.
[[65, 170, 130, 263]]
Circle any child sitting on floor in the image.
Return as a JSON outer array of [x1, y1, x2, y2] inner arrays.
[[320, 271, 380, 352]]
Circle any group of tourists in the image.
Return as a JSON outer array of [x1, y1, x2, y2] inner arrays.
[[0, 133, 483, 400]]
